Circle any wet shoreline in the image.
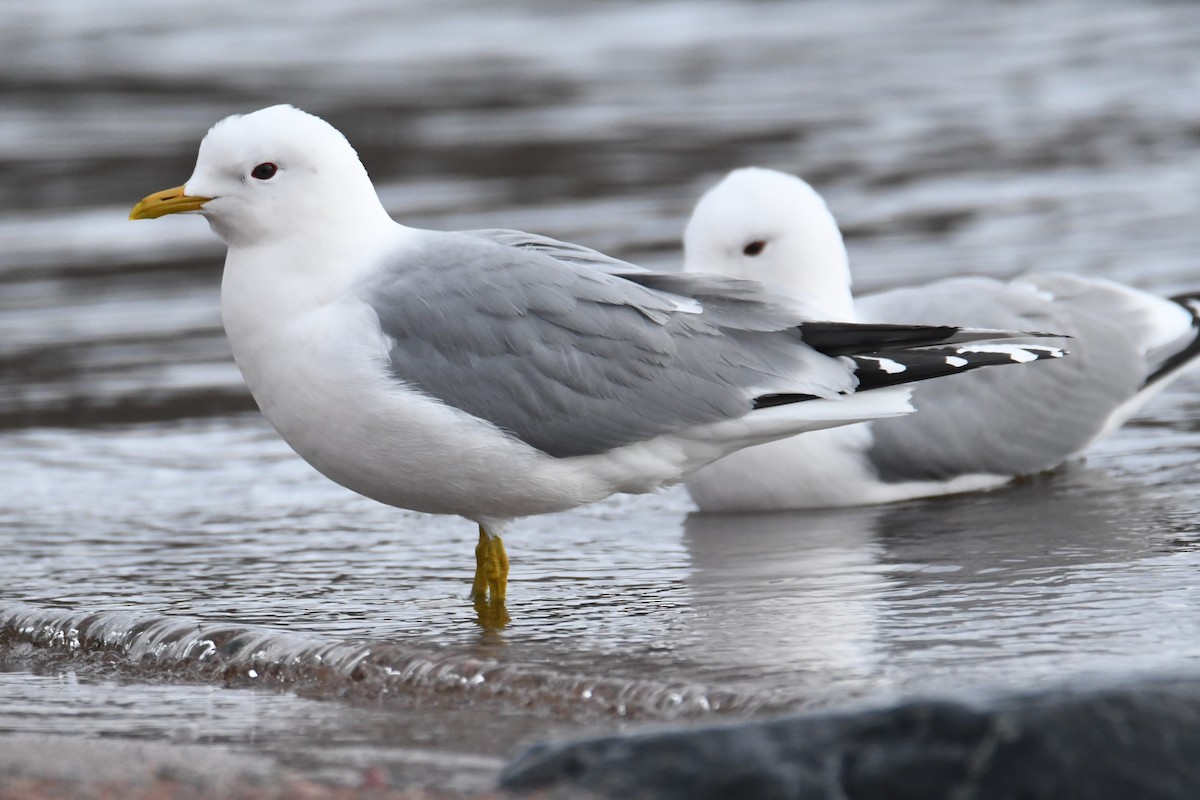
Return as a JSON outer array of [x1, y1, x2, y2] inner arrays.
[[4, 0, 1200, 793]]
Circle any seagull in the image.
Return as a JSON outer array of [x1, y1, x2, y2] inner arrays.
[[682, 167, 1200, 512], [129, 106, 1063, 619]]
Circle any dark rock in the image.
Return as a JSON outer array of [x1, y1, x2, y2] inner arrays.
[[500, 677, 1200, 799]]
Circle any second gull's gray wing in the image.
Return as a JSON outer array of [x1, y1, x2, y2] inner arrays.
[[857, 276, 1141, 481]]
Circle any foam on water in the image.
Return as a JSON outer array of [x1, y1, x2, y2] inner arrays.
[[0, 603, 767, 720]]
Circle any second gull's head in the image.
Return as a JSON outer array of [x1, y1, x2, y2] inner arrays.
[[683, 167, 855, 319]]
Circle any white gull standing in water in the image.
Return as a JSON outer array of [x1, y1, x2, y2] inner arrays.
[[129, 107, 1064, 622], [682, 167, 1200, 512]]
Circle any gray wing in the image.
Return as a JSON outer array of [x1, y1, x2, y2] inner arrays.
[[465, 229, 648, 274], [1022, 272, 1200, 385], [857, 276, 1143, 481], [467, 228, 831, 324], [362, 230, 854, 459]]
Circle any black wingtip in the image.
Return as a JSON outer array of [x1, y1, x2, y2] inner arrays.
[[752, 343, 1065, 410], [1169, 291, 1200, 310], [848, 344, 1065, 393], [1016, 330, 1074, 339], [1143, 292, 1200, 388], [796, 322, 1069, 357], [753, 392, 820, 410], [796, 322, 959, 356]]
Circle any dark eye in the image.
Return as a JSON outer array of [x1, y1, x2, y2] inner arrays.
[[251, 162, 278, 180], [743, 240, 767, 256]]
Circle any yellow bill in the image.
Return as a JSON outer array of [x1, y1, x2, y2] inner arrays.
[[129, 185, 212, 220]]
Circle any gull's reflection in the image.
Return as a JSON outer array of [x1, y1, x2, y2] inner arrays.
[[873, 467, 1171, 577], [680, 466, 1200, 700], [682, 504, 892, 695], [864, 468, 1196, 667]]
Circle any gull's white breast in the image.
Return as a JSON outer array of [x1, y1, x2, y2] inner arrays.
[[217, 238, 615, 521]]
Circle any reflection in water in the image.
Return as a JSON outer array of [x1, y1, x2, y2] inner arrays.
[[681, 464, 1200, 703], [682, 507, 891, 701], [870, 469, 1200, 683]]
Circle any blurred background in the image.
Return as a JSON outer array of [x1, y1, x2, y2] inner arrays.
[[3, 0, 1200, 792], [5, 0, 1200, 428]]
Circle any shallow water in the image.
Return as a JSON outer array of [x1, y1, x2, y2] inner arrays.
[[3, 0, 1200, 790]]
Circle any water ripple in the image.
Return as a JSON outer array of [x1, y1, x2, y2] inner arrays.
[[0, 603, 771, 721]]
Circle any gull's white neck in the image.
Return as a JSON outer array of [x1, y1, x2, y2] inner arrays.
[[221, 208, 398, 317], [217, 206, 415, 442], [764, 182, 857, 321], [777, 228, 857, 322]]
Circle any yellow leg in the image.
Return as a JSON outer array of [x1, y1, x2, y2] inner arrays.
[[470, 525, 511, 628], [472, 525, 510, 602], [471, 526, 490, 602], [490, 537, 510, 602]]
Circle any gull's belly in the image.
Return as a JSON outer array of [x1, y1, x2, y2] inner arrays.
[[227, 303, 601, 521]]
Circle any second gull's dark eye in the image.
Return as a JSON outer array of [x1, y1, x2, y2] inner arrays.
[[743, 240, 766, 256], [251, 162, 278, 180]]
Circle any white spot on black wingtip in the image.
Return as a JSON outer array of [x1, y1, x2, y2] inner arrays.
[[956, 344, 1064, 363], [945, 355, 969, 368], [1022, 345, 1066, 359], [859, 356, 907, 374]]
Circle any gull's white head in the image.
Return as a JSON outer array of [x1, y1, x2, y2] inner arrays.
[[683, 167, 856, 320], [130, 105, 391, 247]]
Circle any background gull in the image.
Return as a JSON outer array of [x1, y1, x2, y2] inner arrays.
[[129, 107, 1063, 621], [682, 167, 1200, 512]]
